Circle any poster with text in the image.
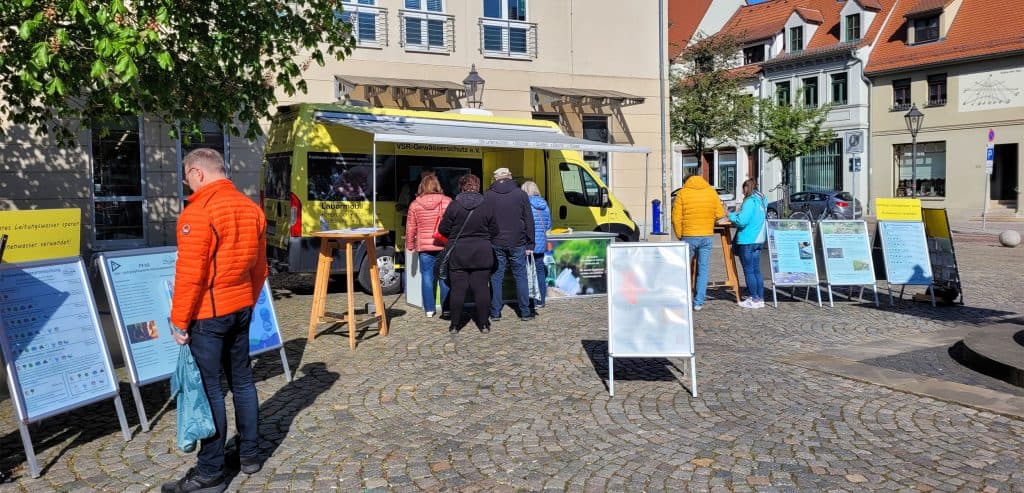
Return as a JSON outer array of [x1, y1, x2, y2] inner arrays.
[[607, 243, 694, 357], [0, 258, 119, 422], [544, 236, 613, 298], [878, 221, 933, 285], [98, 248, 284, 385], [818, 221, 875, 286], [766, 220, 819, 286]]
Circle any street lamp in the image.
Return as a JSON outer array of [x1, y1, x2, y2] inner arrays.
[[462, 64, 485, 109], [903, 104, 924, 197]]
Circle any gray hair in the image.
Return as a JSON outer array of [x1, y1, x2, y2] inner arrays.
[[183, 148, 226, 174], [521, 180, 541, 197]]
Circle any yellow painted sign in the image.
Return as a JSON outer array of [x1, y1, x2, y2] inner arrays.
[[921, 208, 951, 239], [0, 209, 81, 262], [875, 198, 922, 221]]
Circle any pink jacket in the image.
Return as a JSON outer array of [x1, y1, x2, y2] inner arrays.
[[405, 193, 452, 253]]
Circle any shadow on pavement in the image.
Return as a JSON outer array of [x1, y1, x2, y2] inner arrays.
[[581, 340, 687, 393]]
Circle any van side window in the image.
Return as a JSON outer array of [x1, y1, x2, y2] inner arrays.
[[559, 162, 602, 207], [307, 152, 396, 201], [263, 153, 292, 200]]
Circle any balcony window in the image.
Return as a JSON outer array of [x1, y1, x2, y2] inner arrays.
[[338, 0, 388, 48], [927, 74, 947, 106], [845, 14, 861, 41], [892, 78, 911, 111], [401, 0, 453, 52], [789, 26, 803, 52], [831, 73, 848, 105], [913, 16, 939, 43], [802, 76, 818, 107], [776, 81, 791, 106], [481, 0, 536, 58], [743, 45, 765, 65]]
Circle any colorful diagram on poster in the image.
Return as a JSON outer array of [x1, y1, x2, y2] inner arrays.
[[249, 284, 283, 355], [878, 221, 933, 285], [818, 221, 875, 286], [767, 220, 819, 286]]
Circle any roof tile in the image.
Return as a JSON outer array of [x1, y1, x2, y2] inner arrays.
[[668, 0, 716, 59], [794, 7, 825, 24]]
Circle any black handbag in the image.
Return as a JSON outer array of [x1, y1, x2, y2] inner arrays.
[[435, 209, 474, 281]]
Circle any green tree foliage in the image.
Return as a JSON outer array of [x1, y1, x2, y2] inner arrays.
[[669, 33, 755, 162], [0, 0, 356, 144]]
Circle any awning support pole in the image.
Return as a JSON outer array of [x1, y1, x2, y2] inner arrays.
[[643, 152, 650, 241], [372, 141, 378, 225]]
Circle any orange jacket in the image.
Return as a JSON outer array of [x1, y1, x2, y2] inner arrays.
[[672, 175, 725, 238], [405, 193, 452, 253], [171, 179, 268, 330]]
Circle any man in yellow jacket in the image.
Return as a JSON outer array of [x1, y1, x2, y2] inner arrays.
[[672, 175, 725, 311]]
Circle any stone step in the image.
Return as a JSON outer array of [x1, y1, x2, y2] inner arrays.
[[960, 322, 1024, 388]]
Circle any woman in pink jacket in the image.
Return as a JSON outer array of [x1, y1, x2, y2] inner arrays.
[[405, 174, 452, 317]]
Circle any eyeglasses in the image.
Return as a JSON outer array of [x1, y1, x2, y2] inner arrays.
[[182, 167, 199, 185]]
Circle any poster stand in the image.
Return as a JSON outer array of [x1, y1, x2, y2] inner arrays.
[[766, 220, 823, 308], [607, 242, 697, 397], [921, 208, 964, 305], [875, 221, 936, 307], [0, 257, 131, 478], [96, 247, 290, 432], [818, 220, 879, 307]]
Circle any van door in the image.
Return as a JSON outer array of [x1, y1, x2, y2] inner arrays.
[[262, 152, 293, 250], [553, 161, 604, 231]]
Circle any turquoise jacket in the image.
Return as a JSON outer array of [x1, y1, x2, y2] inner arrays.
[[728, 192, 767, 245]]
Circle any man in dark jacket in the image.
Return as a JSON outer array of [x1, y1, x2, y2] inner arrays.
[[484, 168, 535, 322]]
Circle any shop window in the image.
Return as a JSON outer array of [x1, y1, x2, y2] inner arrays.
[[682, 154, 700, 181], [894, 141, 945, 197], [717, 151, 737, 199], [92, 117, 146, 245], [798, 138, 843, 192]]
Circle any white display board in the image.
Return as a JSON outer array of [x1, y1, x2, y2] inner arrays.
[[606, 242, 696, 397], [877, 220, 936, 306], [0, 257, 131, 478], [766, 219, 823, 307], [818, 220, 879, 307]]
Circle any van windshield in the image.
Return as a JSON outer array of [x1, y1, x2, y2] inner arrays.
[[307, 152, 396, 201]]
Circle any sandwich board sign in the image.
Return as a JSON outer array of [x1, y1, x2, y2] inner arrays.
[[766, 219, 823, 307], [606, 242, 696, 397], [0, 257, 131, 477], [817, 220, 879, 307]]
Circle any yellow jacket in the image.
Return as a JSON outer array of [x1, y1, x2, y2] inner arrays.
[[672, 176, 725, 238]]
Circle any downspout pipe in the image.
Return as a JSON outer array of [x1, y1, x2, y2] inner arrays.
[[658, 0, 669, 235]]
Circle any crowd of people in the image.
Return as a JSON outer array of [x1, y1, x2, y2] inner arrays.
[[405, 167, 550, 334]]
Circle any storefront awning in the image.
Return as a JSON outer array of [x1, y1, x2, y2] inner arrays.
[[336, 75, 465, 103], [531, 86, 646, 108], [314, 111, 651, 153]]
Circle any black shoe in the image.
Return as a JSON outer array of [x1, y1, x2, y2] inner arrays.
[[478, 323, 491, 334], [161, 468, 227, 493], [519, 314, 535, 322], [440, 311, 451, 321], [448, 323, 460, 334], [239, 456, 262, 475], [489, 315, 502, 322]]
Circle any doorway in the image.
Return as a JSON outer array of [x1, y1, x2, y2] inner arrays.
[[991, 143, 1019, 202]]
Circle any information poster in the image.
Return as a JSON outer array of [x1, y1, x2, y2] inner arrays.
[[544, 234, 614, 298], [878, 221, 934, 285], [818, 221, 875, 286], [766, 220, 819, 286], [0, 258, 119, 421], [98, 248, 284, 385], [875, 198, 922, 221], [607, 243, 693, 357], [0, 209, 81, 263], [921, 208, 961, 298]]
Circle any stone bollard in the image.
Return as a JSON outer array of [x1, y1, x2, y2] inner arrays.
[[999, 230, 1021, 247]]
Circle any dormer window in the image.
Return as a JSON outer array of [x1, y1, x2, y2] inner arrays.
[[845, 14, 861, 41], [789, 26, 804, 52], [913, 16, 939, 43], [743, 45, 765, 64]]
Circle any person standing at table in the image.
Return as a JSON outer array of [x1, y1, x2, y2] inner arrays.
[[436, 174, 498, 333], [164, 148, 267, 493], [521, 180, 550, 315], [484, 167, 535, 322], [671, 175, 725, 312], [405, 173, 452, 318], [728, 178, 767, 309]]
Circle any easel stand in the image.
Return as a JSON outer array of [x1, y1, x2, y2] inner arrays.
[[771, 283, 823, 308], [888, 283, 936, 307], [826, 283, 879, 307], [608, 354, 697, 397], [308, 230, 390, 349]]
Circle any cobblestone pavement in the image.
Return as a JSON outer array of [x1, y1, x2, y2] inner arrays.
[[1, 237, 1023, 492]]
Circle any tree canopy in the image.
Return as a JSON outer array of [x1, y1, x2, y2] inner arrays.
[[754, 96, 836, 182], [0, 0, 355, 145]]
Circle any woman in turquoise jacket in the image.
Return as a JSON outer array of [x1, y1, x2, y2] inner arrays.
[[728, 179, 767, 308]]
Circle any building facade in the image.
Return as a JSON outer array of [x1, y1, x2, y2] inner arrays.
[[0, 0, 667, 254], [865, 0, 1024, 219]]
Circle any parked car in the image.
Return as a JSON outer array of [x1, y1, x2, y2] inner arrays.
[[766, 190, 863, 219]]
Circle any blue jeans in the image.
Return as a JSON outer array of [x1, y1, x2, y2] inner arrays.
[[189, 307, 259, 478], [682, 236, 714, 307], [736, 243, 764, 301], [490, 245, 530, 318], [531, 255, 547, 309], [418, 251, 450, 313]]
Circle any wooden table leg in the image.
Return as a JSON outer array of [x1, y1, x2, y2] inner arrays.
[[308, 240, 333, 342], [345, 241, 356, 350], [365, 239, 388, 336], [720, 233, 742, 302]]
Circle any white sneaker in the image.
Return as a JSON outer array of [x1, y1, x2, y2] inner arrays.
[[753, 300, 766, 308], [693, 304, 703, 311], [738, 299, 757, 309], [425, 311, 435, 318]]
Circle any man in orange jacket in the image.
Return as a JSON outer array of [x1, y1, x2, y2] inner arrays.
[[671, 175, 725, 311], [164, 148, 267, 493]]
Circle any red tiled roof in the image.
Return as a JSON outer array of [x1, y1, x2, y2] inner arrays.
[[668, 0, 715, 59], [794, 7, 824, 24], [866, 0, 1024, 74], [855, 0, 883, 11], [904, 0, 950, 18]]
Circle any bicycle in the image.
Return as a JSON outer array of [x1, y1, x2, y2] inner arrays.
[[789, 200, 842, 223]]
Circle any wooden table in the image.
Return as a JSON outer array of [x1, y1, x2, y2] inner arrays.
[[307, 229, 389, 349], [689, 222, 742, 303]]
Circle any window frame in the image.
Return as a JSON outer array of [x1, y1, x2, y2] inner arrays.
[[894, 141, 946, 197], [830, 72, 848, 105], [481, 0, 534, 59], [913, 16, 939, 44], [91, 116, 148, 249], [400, 0, 451, 53], [558, 161, 603, 208], [339, 0, 387, 48], [776, 81, 791, 106], [845, 13, 861, 41], [802, 76, 818, 107], [743, 44, 765, 65], [789, 26, 804, 52], [927, 73, 947, 107], [891, 78, 911, 111]]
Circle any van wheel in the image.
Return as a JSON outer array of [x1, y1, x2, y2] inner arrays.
[[358, 246, 402, 296]]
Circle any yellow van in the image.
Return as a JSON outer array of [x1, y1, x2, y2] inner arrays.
[[261, 103, 646, 294]]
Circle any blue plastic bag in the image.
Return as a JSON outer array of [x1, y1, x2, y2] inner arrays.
[[171, 344, 216, 452]]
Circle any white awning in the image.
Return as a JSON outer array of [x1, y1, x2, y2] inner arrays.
[[314, 111, 650, 153]]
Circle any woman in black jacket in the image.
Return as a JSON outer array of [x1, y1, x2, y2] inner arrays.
[[437, 174, 499, 333]]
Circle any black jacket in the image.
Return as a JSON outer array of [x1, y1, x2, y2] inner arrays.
[[484, 178, 535, 249], [437, 192, 498, 270]]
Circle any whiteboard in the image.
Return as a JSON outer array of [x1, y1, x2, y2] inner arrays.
[[607, 242, 694, 357], [0, 257, 120, 422]]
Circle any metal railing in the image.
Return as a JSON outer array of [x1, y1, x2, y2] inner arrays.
[[478, 18, 538, 59], [399, 9, 455, 53], [344, 4, 388, 48]]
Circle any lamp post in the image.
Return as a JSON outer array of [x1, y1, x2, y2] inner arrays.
[[462, 64, 485, 109], [903, 104, 924, 197]]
